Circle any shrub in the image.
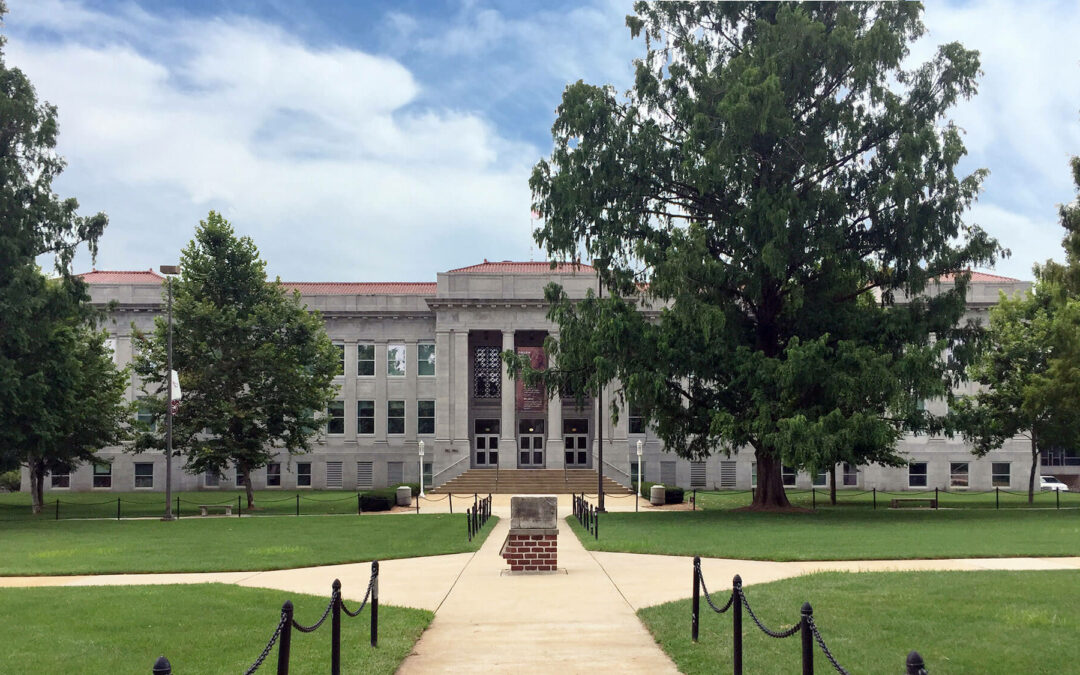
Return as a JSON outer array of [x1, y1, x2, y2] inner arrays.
[[665, 486, 684, 504], [0, 470, 19, 492], [637, 481, 656, 498], [359, 488, 397, 512]]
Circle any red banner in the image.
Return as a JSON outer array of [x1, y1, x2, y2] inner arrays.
[[516, 347, 546, 412]]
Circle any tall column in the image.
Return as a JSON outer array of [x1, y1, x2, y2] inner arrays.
[[500, 329, 516, 468], [453, 331, 470, 447], [435, 330, 452, 444], [546, 332, 564, 468]]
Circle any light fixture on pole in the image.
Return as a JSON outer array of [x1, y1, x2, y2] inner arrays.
[[636, 440, 643, 513], [418, 440, 426, 497], [159, 264, 181, 521]]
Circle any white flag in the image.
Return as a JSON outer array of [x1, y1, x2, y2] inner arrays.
[[169, 370, 182, 402]]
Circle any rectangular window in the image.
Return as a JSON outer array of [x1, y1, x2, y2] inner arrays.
[[333, 342, 345, 376], [719, 461, 737, 489], [297, 462, 312, 487], [908, 462, 928, 488], [357, 461, 373, 489], [417, 343, 436, 377], [992, 462, 1010, 487], [357, 344, 375, 377], [843, 463, 858, 486], [134, 463, 154, 489], [628, 406, 645, 435], [387, 461, 404, 485], [387, 400, 405, 435], [266, 462, 281, 487], [813, 469, 827, 487], [326, 461, 343, 489], [423, 462, 433, 487], [236, 471, 246, 487], [751, 462, 757, 488], [473, 346, 501, 397], [387, 343, 406, 377], [327, 401, 345, 435], [417, 400, 435, 435], [204, 470, 219, 488], [357, 400, 375, 435], [950, 462, 969, 488], [50, 470, 70, 489], [630, 461, 647, 486], [136, 397, 155, 431], [92, 462, 112, 489], [690, 461, 707, 488], [782, 465, 797, 487], [660, 461, 676, 486]]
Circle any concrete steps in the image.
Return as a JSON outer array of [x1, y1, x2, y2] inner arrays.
[[431, 469, 632, 495]]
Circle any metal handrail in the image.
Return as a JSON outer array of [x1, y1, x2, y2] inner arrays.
[[431, 454, 471, 486]]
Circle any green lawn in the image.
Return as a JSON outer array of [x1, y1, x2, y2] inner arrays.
[[639, 570, 1080, 674], [0, 513, 498, 575], [568, 508, 1080, 560], [0, 489, 479, 521], [691, 487, 1080, 511], [0, 584, 430, 674]]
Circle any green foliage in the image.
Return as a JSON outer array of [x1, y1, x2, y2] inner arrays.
[[664, 486, 685, 504], [130, 213, 339, 507], [359, 489, 398, 512], [0, 470, 19, 492], [516, 2, 999, 507]]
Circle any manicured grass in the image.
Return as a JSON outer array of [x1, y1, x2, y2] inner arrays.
[[0, 513, 498, 575], [692, 487, 1080, 511], [639, 570, 1080, 674], [0, 489, 472, 521], [567, 508, 1080, 560], [0, 583, 430, 674]]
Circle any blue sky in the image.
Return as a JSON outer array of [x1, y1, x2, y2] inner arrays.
[[7, 0, 1080, 282]]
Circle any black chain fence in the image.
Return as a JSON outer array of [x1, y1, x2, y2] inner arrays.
[[466, 494, 492, 541], [151, 562, 379, 675], [694, 486, 1079, 512], [572, 493, 599, 539], [693, 557, 928, 674]]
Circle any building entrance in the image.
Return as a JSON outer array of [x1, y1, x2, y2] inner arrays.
[[518, 419, 545, 468], [473, 419, 500, 468], [563, 419, 589, 467]]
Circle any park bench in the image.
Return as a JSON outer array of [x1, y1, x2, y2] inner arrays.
[[198, 504, 233, 516], [889, 498, 937, 509]]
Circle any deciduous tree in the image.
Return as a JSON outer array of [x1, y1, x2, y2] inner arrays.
[[518, 2, 999, 508]]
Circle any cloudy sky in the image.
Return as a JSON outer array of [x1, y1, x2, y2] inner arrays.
[[6, 0, 1080, 282]]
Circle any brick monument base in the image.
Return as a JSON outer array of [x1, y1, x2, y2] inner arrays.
[[500, 495, 558, 573]]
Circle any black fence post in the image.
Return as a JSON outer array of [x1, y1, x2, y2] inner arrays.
[[693, 489, 697, 511], [996, 486, 1000, 509], [152, 655, 171, 674], [117, 497, 121, 521], [595, 507, 599, 540], [1057, 488, 1060, 509], [370, 561, 379, 647], [176, 495, 180, 519], [357, 493, 362, 516], [278, 601, 293, 675], [873, 487, 876, 510], [691, 556, 700, 642], [238, 495, 242, 517], [415, 496, 420, 515], [906, 650, 927, 674], [732, 575, 743, 675], [449, 493, 453, 514], [812, 487, 816, 510], [55, 498, 59, 521], [934, 487, 939, 509], [331, 579, 341, 675], [800, 602, 813, 675]]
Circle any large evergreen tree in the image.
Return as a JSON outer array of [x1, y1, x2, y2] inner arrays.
[[0, 2, 125, 512], [131, 212, 338, 509], [520, 2, 999, 508]]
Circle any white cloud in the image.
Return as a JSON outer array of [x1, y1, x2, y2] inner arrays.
[[7, 0, 538, 281]]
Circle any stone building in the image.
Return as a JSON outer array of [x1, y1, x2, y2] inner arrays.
[[27, 261, 1067, 495]]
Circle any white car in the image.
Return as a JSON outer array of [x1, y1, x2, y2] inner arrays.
[[1039, 476, 1069, 492]]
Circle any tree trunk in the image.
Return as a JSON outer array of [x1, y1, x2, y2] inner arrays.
[[1028, 434, 1038, 505], [829, 465, 837, 506], [751, 450, 791, 509], [244, 468, 255, 509], [29, 462, 44, 515]]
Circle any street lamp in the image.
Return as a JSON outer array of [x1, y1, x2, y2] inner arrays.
[[160, 264, 180, 521], [636, 440, 643, 512], [418, 440, 426, 497]]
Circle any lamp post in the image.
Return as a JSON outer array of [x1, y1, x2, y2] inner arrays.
[[418, 440, 426, 497], [160, 264, 180, 521], [636, 440, 643, 512]]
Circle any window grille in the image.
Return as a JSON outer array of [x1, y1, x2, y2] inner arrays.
[[474, 346, 501, 398], [719, 461, 737, 488], [692, 461, 709, 488], [326, 461, 343, 488], [357, 462, 373, 489]]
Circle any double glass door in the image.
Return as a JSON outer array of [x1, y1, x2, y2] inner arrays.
[[518, 419, 545, 468], [564, 419, 589, 467], [473, 419, 500, 467]]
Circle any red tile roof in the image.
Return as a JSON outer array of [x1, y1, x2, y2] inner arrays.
[[447, 260, 595, 274], [280, 282, 436, 296], [937, 270, 1022, 283], [79, 269, 164, 284]]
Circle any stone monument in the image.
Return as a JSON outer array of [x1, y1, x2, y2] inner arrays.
[[500, 495, 558, 573]]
